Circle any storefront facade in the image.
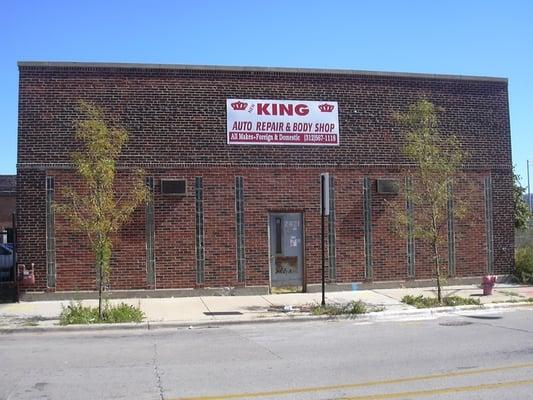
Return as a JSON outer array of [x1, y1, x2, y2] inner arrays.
[[16, 62, 513, 296]]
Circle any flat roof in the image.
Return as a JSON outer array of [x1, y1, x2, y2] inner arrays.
[[17, 61, 507, 83]]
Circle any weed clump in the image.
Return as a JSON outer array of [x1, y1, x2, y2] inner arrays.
[[59, 301, 145, 325]]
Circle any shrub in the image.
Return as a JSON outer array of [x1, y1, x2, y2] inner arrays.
[[101, 302, 145, 323], [312, 300, 367, 316], [60, 301, 145, 325], [345, 300, 367, 314], [442, 296, 480, 307], [402, 294, 480, 308], [515, 245, 533, 284], [402, 295, 440, 308], [59, 302, 99, 325]]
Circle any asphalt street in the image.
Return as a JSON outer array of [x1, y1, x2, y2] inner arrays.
[[1, 309, 532, 400]]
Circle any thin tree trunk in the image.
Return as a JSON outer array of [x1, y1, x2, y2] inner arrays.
[[96, 234, 105, 320], [98, 260, 103, 319], [434, 241, 441, 303], [431, 209, 442, 303]]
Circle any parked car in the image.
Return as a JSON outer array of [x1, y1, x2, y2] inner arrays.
[[0, 243, 14, 282]]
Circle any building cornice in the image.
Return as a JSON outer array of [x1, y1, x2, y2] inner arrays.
[[17, 61, 508, 83]]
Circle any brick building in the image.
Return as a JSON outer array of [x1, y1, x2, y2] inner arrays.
[[0, 175, 16, 243], [16, 62, 513, 298]]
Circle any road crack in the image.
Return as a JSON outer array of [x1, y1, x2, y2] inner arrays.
[[229, 328, 283, 360], [472, 321, 533, 334], [153, 340, 165, 400], [452, 313, 533, 334]]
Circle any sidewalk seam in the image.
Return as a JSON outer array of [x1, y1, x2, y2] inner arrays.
[[199, 296, 215, 321]]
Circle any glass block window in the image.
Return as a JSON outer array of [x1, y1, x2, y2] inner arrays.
[[195, 177, 205, 284], [406, 177, 415, 278], [235, 176, 245, 282], [447, 182, 456, 277], [145, 177, 156, 286], [484, 176, 494, 274], [363, 177, 373, 279], [328, 176, 337, 281], [46, 176, 56, 288]]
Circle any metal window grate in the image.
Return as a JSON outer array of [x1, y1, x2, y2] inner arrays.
[[447, 182, 456, 277], [328, 176, 337, 281], [363, 177, 373, 279], [235, 176, 246, 282], [484, 176, 494, 274], [406, 177, 416, 278], [195, 177, 205, 284], [145, 177, 156, 286], [45, 176, 56, 288]]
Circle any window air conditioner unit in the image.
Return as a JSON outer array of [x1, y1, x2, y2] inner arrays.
[[161, 179, 187, 195], [376, 179, 399, 194]]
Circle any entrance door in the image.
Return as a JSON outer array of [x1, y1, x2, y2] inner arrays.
[[269, 213, 303, 287]]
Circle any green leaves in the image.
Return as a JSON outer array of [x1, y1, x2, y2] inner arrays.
[[395, 99, 468, 243], [401, 294, 480, 308], [55, 101, 149, 314], [59, 301, 145, 325], [513, 170, 531, 230], [394, 99, 470, 303]]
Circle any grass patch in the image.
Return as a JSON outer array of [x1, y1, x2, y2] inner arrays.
[[443, 296, 481, 307], [497, 290, 523, 298], [311, 300, 369, 316], [59, 301, 145, 325], [402, 295, 481, 309]]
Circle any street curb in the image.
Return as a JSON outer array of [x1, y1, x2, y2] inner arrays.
[[1, 302, 532, 334]]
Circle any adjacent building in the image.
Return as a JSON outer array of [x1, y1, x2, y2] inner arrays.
[[0, 175, 16, 243]]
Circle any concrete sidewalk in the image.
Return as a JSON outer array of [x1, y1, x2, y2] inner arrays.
[[1, 283, 533, 332]]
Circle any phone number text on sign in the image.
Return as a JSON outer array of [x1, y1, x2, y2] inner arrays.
[[227, 99, 339, 146]]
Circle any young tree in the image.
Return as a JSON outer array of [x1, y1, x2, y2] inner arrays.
[[395, 99, 467, 303], [56, 102, 149, 318], [513, 170, 531, 231]]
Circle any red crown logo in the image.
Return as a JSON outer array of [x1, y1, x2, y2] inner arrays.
[[318, 103, 335, 112], [231, 101, 248, 111]]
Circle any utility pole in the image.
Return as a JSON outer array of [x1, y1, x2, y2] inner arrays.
[[527, 160, 531, 212]]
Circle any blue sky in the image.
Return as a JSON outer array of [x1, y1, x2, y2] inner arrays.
[[2, 1, 532, 186]]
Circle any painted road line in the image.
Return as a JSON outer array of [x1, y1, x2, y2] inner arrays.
[[173, 362, 533, 400], [339, 378, 533, 399]]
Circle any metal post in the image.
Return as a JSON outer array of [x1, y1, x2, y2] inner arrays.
[[321, 174, 326, 306], [525, 159, 530, 211], [320, 173, 330, 307]]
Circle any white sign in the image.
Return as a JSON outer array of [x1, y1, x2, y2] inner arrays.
[[227, 99, 339, 146]]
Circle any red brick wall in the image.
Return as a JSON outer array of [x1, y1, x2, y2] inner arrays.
[[16, 64, 513, 292], [17, 167, 501, 291], [16, 170, 47, 290]]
